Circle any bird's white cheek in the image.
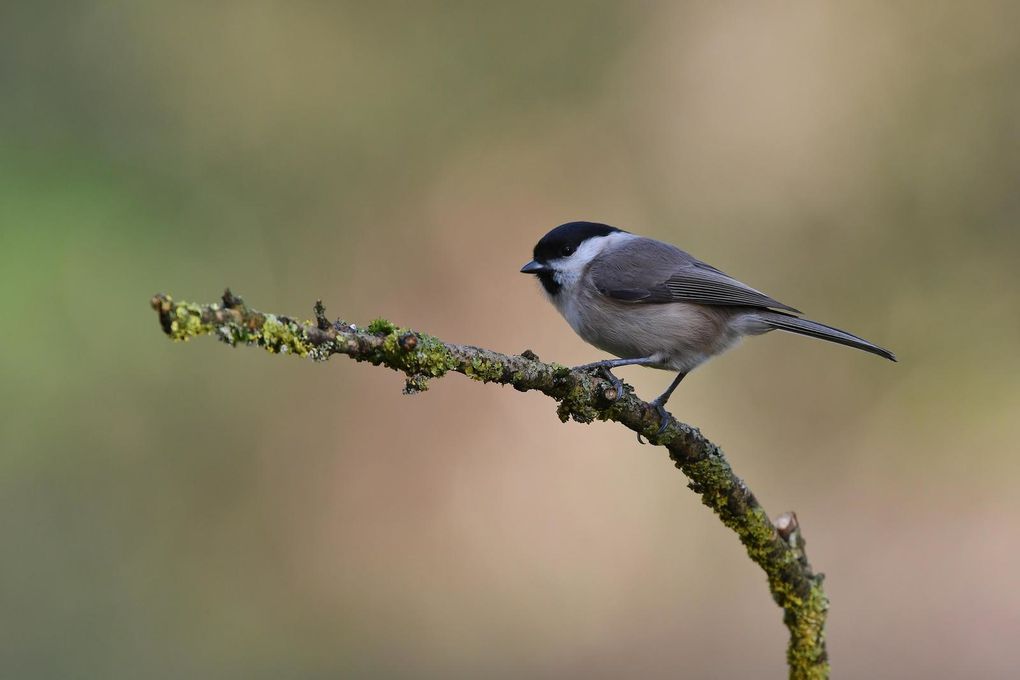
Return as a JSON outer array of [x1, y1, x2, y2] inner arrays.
[[552, 271, 573, 287], [550, 261, 585, 288]]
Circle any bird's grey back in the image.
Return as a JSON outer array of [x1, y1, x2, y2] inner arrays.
[[588, 236, 798, 312]]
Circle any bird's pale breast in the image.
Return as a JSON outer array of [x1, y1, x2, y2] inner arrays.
[[554, 275, 747, 372]]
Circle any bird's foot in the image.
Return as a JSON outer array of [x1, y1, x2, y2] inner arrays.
[[652, 400, 671, 435], [636, 400, 671, 445], [573, 361, 625, 401]]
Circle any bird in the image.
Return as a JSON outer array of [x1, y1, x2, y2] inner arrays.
[[520, 221, 895, 437]]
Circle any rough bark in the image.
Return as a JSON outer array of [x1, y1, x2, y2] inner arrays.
[[151, 290, 829, 679]]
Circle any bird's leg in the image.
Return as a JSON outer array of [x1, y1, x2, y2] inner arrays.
[[648, 371, 687, 438], [572, 357, 659, 401]]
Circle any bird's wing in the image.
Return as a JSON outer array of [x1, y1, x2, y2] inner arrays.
[[589, 238, 801, 313]]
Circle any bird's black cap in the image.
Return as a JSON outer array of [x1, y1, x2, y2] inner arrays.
[[531, 221, 622, 263]]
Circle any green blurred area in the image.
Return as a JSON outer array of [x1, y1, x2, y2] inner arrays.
[[2, 3, 1019, 678]]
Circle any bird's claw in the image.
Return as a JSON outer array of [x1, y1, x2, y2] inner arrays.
[[652, 401, 671, 435], [574, 362, 625, 401], [598, 366, 624, 401]]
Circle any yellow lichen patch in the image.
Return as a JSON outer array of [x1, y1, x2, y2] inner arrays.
[[260, 315, 310, 357], [168, 302, 211, 341], [463, 356, 506, 383]]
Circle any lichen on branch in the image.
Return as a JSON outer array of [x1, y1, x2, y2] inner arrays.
[[151, 289, 829, 679]]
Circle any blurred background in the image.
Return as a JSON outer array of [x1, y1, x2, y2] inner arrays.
[[2, 2, 1019, 678]]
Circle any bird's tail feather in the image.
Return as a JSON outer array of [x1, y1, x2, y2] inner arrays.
[[757, 311, 896, 362]]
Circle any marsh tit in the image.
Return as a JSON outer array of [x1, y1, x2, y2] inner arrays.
[[521, 222, 895, 434]]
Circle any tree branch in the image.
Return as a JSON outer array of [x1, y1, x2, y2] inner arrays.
[[150, 290, 829, 679]]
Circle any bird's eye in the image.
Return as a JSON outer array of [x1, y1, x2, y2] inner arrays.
[[560, 245, 575, 257]]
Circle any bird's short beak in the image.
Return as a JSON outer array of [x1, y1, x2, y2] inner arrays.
[[520, 260, 547, 274]]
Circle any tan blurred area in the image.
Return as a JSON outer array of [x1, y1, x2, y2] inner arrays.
[[2, 2, 1019, 678]]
